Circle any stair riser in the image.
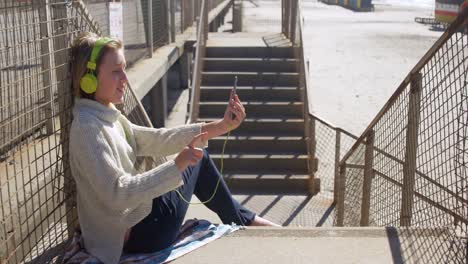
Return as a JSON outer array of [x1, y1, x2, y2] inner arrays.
[[205, 47, 297, 58], [236, 121, 305, 134], [213, 158, 308, 171], [200, 88, 301, 101], [226, 179, 309, 194], [204, 60, 298, 73], [208, 140, 307, 154], [199, 104, 303, 118], [202, 74, 298, 87]]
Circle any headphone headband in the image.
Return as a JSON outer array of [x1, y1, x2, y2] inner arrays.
[[87, 37, 113, 71], [80, 37, 114, 94]]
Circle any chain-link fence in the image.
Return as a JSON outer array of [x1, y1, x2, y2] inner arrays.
[[0, 0, 230, 262], [336, 8, 467, 263], [0, 1, 101, 262]]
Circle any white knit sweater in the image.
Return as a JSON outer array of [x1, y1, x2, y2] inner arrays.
[[69, 98, 206, 264]]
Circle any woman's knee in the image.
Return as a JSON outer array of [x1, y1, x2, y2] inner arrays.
[[202, 148, 210, 163]]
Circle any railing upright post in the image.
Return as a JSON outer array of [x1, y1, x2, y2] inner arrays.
[[233, 0, 243, 32], [336, 163, 347, 226], [400, 72, 422, 226], [290, 0, 298, 42], [38, 0, 54, 135], [204, 0, 209, 38], [308, 117, 319, 194], [360, 130, 375, 226], [281, 0, 285, 34], [181, 0, 186, 30], [147, 0, 153, 57], [334, 130, 342, 203], [283, 0, 290, 37], [170, 0, 175, 42]]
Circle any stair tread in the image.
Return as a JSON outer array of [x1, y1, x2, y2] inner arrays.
[[204, 58, 299, 62], [198, 117, 304, 122], [200, 86, 301, 90], [224, 174, 310, 179], [210, 153, 309, 159], [211, 131, 305, 137], [199, 101, 303, 106], [203, 71, 299, 75], [211, 135, 305, 140]]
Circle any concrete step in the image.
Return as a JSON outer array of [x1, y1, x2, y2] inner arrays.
[[172, 227, 417, 264], [210, 153, 309, 172], [198, 118, 305, 134], [223, 173, 310, 194], [200, 86, 302, 102], [184, 192, 336, 227], [198, 101, 304, 118], [205, 46, 297, 58], [201, 72, 299, 87], [207, 135, 307, 154], [203, 58, 298, 72]]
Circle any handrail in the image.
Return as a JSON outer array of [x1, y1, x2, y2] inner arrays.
[[310, 113, 359, 140], [188, 0, 209, 123], [340, 8, 468, 164], [335, 6, 468, 241]]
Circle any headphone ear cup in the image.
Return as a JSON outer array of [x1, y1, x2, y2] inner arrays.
[[80, 73, 98, 94]]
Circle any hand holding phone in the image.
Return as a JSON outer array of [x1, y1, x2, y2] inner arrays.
[[231, 76, 238, 120]]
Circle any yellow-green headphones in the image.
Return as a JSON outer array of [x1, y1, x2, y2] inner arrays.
[[80, 37, 113, 94]]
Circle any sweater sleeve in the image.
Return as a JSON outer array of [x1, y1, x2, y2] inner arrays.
[[128, 121, 208, 158], [70, 121, 183, 212]]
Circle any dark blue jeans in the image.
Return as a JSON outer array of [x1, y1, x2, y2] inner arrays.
[[123, 149, 255, 254]]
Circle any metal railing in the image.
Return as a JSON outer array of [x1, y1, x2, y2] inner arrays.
[[335, 8, 467, 262], [287, 3, 467, 261], [188, 0, 209, 123], [284, 0, 360, 195], [186, 0, 228, 123]]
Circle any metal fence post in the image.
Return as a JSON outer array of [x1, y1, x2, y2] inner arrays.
[[334, 130, 342, 203], [308, 117, 319, 194], [51, 0, 76, 237], [38, 0, 54, 135], [336, 163, 347, 226], [170, 0, 175, 42], [289, 0, 298, 42], [283, 0, 290, 37], [147, 0, 153, 57], [400, 72, 422, 226], [204, 0, 210, 38], [233, 0, 243, 32], [360, 130, 375, 226]]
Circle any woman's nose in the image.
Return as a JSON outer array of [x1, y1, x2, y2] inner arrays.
[[121, 71, 128, 84]]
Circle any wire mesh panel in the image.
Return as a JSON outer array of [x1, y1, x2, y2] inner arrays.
[[121, 0, 148, 66], [141, 0, 169, 51], [82, 0, 148, 66], [370, 86, 410, 227], [243, 0, 282, 33], [337, 9, 467, 262], [341, 143, 366, 226], [0, 0, 156, 263], [0, 1, 89, 262], [313, 118, 357, 194]]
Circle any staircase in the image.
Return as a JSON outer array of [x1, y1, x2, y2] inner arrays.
[[195, 46, 313, 194]]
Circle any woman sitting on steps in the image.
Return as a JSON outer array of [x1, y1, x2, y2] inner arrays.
[[69, 32, 280, 264]]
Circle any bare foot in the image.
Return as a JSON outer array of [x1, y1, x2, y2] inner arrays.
[[249, 215, 282, 227]]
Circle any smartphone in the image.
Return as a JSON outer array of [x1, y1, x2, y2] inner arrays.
[[231, 76, 238, 120]]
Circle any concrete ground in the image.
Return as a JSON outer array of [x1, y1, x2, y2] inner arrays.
[[172, 227, 398, 264], [301, 1, 441, 135], [242, 0, 442, 135]]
